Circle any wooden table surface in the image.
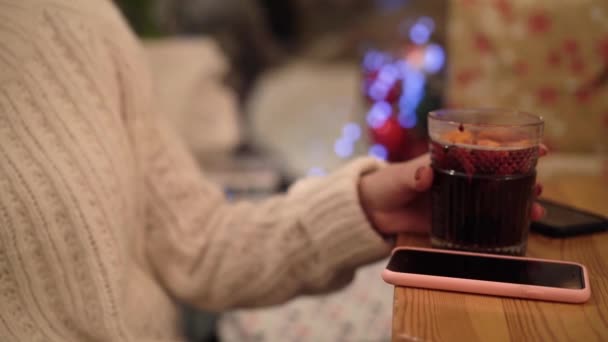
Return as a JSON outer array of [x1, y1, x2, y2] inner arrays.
[[392, 161, 608, 342]]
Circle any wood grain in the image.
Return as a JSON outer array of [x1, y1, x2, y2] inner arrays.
[[392, 170, 608, 342]]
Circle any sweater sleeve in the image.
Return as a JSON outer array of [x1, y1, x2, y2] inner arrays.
[[87, 0, 392, 311], [142, 117, 392, 310]]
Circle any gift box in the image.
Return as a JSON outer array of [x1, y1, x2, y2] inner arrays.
[[447, 0, 608, 154]]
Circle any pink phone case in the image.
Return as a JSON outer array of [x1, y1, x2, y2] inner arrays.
[[382, 247, 591, 303]]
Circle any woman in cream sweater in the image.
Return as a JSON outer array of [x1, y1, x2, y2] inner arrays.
[[0, 0, 544, 341]]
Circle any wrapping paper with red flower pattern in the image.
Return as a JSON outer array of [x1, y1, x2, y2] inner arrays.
[[447, 0, 608, 153]]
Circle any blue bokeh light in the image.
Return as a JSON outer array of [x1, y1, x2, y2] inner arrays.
[[378, 64, 399, 84], [409, 17, 435, 45], [334, 138, 354, 159], [363, 50, 390, 72], [366, 101, 392, 128], [368, 81, 390, 102], [398, 112, 417, 128], [367, 64, 401, 101], [397, 61, 426, 128], [419, 17, 435, 32], [368, 144, 389, 161], [424, 44, 445, 74], [409, 23, 431, 45], [342, 122, 362, 142], [307, 167, 327, 177]]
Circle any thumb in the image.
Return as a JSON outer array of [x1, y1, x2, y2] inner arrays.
[[359, 154, 433, 211]]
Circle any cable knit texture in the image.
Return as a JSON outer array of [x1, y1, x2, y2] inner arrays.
[[0, 0, 390, 341]]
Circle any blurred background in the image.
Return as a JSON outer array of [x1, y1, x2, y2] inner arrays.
[[115, 0, 607, 197], [114, 0, 608, 340], [116, 0, 448, 199]]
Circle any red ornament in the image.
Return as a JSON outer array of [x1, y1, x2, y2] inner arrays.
[[403, 135, 430, 160], [364, 69, 379, 82], [370, 115, 408, 161], [385, 79, 403, 104], [362, 71, 402, 104]]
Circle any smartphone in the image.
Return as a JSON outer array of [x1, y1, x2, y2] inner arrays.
[[530, 198, 608, 237], [382, 247, 591, 303]]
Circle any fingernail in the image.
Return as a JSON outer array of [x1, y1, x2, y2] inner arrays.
[[534, 184, 543, 197], [415, 167, 424, 182]]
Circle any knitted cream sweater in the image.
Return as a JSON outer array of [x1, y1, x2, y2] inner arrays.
[[0, 1, 390, 340]]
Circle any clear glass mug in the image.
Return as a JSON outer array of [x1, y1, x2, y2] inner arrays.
[[428, 109, 544, 255]]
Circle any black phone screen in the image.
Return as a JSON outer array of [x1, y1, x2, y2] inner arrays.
[[539, 200, 605, 227], [531, 199, 608, 237], [387, 249, 585, 289]]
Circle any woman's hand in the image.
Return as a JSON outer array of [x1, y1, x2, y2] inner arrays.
[[358, 149, 547, 236]]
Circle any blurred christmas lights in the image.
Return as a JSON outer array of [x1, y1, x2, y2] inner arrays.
[[307, 167, 327, 177], [334, 137, 354, 158], [368, 144, 389, 160], [366, 101, 392, 129], [424, 43, 445, 74], [342, 122, 362, 142], [318, 14, 443, 170]]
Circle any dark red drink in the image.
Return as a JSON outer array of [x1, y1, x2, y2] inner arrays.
[[428, 109, 543, 255], [430, 141, 539, 255]]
